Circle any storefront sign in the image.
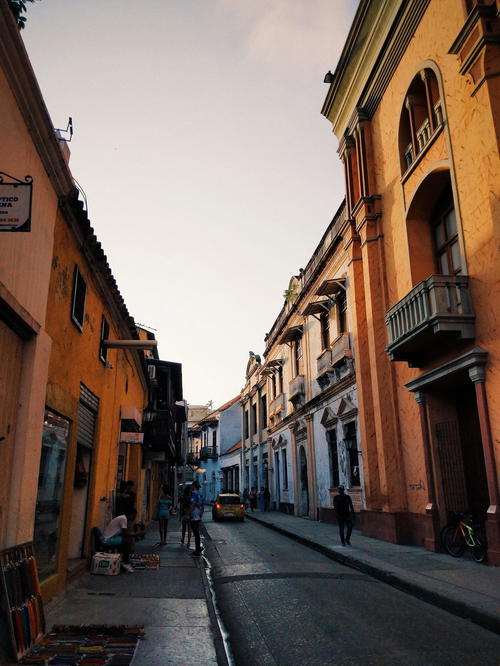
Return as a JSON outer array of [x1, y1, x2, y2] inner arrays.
[[0, 172, 33, 232], [120, 432, 144, 444]]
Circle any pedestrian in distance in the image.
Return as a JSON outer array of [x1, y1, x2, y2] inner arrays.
[[179, 484, 192, 548], [333, 485, 355, 546], [249, 487, 257, 512], [263, 487, 271, 511], [189, 480, 204, 556], [155, 484, 172, 546], [101, 508, 145, 573]]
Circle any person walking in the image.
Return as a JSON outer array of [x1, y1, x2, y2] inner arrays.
[[249, 487, 257, 512], [156, 484, 172, 546], [189, 480, 204, 556], [179, 484, 192, 548], [333, 485, 355, 546], [263, 487, 271, 511]]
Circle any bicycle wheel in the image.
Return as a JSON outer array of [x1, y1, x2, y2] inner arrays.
[[442, 525, 466, 557], [471, 529, 487, 563]]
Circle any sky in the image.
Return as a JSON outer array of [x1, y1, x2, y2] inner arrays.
[[22, 0, 359, 408]]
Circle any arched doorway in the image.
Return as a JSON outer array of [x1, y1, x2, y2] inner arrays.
[[299, 446, 309, 517]]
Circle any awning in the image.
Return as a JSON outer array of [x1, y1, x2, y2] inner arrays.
[[301, 300, 331, 317], [315, 278, 346, 297], [262, 358, 283, 374], [279, 325, 303, 344]]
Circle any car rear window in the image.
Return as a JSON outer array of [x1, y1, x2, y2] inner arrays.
[[219, 496, 240, 505]]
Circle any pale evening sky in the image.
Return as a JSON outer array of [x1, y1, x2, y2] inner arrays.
[[23, 0, 358, 408]]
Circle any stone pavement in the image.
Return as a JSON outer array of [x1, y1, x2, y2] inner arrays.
[[3, 520, 227, 666], [245, 509, 500, 635]]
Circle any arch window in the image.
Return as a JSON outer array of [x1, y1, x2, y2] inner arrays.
[[399, 68, 443, 173]]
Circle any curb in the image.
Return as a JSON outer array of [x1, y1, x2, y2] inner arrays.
[[246, 513, 500, 636], [199, 523, 232, 666]]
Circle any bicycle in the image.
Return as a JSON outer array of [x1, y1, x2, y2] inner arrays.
[[441, 512, 487, 563]]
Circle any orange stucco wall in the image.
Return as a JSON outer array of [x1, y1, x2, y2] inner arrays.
[[0, 48, 57, 549], [327, 0, 499, 544], [42, 208, 147, 598]]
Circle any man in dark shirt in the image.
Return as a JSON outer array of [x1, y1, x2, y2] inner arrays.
[[333, 485, 355, 546]]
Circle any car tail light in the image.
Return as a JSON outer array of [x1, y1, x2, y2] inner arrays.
[[216, 503, 221, 509], [240, 504, 244, 509]]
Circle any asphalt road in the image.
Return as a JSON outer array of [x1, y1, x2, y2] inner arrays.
[[203, 514, 500, 666]]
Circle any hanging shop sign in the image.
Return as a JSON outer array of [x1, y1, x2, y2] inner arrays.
[[0, 171, 33, 232], [120, 431, 144, 444]]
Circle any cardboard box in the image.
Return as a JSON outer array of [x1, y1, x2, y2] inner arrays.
[[91, 552, 121, 575]]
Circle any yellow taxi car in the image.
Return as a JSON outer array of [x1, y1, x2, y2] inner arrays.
[[212, 493, 245, 522]]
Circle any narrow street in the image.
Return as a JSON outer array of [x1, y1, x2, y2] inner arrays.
[[203, 515, 500, 666]]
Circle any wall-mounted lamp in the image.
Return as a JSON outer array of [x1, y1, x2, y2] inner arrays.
[[323, 71, 334, 84]]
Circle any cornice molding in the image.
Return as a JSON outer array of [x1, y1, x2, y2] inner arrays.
[[0, 0, 74, 197], [322, 0, 431, 136]]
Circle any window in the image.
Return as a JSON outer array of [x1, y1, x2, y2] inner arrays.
[[71, 265, 87, 330], [212, 430, 217, 447], [251, 403, 257, 435], [293, 337, 303, 376], [33, 410, 70, 579], [344, 422, 360, 487], [243, 410, 249, 440], [260, 395, 267, 429], [99, 316, 110, 364], [433, 202, 461, 275], [399, 68, 442, 172], [327, 430, 340, 488], [282, 448, 288, 489], [337, 290, 347, 334], [278, 365, 284, 394], [320, 310, 330, 350], [271, 373, 277, 399]]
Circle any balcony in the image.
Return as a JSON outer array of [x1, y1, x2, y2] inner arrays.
[[289, 375, 305, 401], [269, 393, 285, 416], [186, 452, 199, 466], [317, 333, 352, 389], [386, 275, 475, 364], [199, 446, 218, 460]]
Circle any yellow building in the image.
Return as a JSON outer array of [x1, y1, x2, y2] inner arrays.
[[0, 0, 73, 556], [0, 0, 157, 603], [322, 0, 500, 561], [40, 187, 149, 598]]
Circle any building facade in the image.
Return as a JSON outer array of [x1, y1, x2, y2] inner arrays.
[[0, 0, 186, 623], [321, 0, 500, 561], [190, 397, 241, 502], [243, 204, 362, 522]]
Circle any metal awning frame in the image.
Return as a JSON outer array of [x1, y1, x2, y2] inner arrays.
[[315, 278, 347, 298], [301, 299, 333, 321]]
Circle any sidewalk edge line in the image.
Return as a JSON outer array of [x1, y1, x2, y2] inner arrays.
[[246, 514, 500, 636]]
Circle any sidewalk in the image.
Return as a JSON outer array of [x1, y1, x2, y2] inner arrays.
[[246, 509, 500, 635], [16, 520, 225, 666]]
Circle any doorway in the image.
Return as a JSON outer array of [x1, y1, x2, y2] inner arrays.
[[298, 446, 309, 517], [430, 382, 488, 524]]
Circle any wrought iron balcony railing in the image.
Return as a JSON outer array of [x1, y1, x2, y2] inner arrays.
[[186, 452, 199, 466], [200, 446, 218, 460], [385, 275, 475, 364]]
